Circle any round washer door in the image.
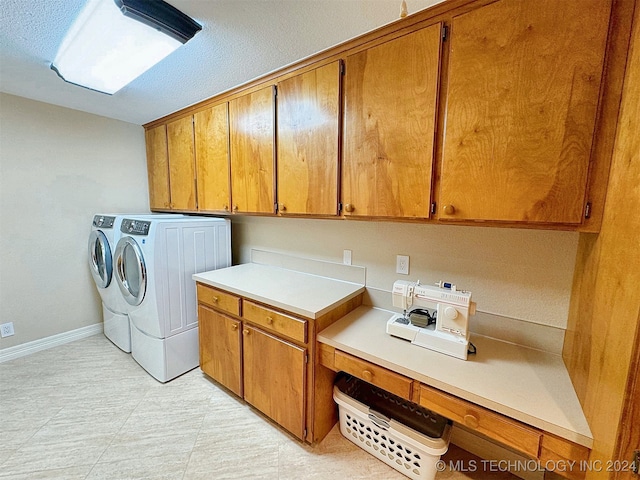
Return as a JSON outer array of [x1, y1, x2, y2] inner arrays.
[[114, 236, 147, 306], [88, 230, 112, 289]]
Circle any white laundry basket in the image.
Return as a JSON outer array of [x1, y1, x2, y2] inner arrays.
[[334, 374, 451, 480]]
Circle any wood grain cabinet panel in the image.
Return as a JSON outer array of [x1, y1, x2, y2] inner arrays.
[[277, 61, 341, 216], [243, 300, 307, 344], [419, 383, 541, 457], [439, 0, 612, 224], [145, 124, 171, 210], [167, 116, 197, 210], [229, 86, 275, 214], [342, 24, 442, 218], [242, 324, 307, 440], [194, 103, 231, 213], [198, 305, 243, 397], [196, 283, 241, 317], [334, 350, 413, 399]]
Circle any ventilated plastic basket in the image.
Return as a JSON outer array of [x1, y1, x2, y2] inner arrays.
[[334, 374, 450, 480]]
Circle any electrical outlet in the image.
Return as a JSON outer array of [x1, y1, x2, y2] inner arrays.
[[0, 322, 14, 338], [343, 249, 352, 265], [396, 255, 409, 275]]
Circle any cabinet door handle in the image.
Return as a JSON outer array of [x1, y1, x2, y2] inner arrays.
[[231, 324, 238, 331], [223, 205, 229, 211], [464, 413, 479, 428], [242, 329, 249, 335], [362, 370, 373, 381], [344, 203, 355, 213], [278, 204, 286, 212], [233, 205, 239, 213], [443, 204, 456, 215]]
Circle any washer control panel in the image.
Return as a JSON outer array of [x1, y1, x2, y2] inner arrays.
[[120, 219, 151, 236], [93, 215, 115, 228]]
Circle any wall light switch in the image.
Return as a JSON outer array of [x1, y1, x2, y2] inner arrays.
[[396, 255, 409, 275], [343, 249, 352, 265]]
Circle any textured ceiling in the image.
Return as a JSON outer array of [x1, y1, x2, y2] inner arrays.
[[0, 0, 441, 125]]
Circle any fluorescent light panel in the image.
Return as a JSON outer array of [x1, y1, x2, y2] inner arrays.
[[52, 0, 201, 95]]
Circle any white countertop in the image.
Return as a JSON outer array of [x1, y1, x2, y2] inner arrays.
[[193, 263, 365, 319], [318, 306, 593, 448]]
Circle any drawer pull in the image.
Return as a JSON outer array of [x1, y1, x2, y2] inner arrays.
[[362, 370, 373, 381], [212, 296, 219, 303], [464, 413, 479, 428], [266, 316, 273, 325]]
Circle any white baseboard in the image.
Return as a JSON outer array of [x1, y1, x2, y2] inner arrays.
[[0, 323, 103, 363]]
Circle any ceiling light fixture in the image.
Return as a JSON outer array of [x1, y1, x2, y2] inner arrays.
[[51, 0, 201, 95]]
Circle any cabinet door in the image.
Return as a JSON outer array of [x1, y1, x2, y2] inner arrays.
[[167, 116, 197, 210], [229, 86, 275, 214], [439, 0, 611, 224], [342, 24, 442, 218], [198, 305, 242, 397], [145, 124, 171, 210], [194, 104, 231, 213], [242, 324, 306, 439], [277, 62, 341, 215]]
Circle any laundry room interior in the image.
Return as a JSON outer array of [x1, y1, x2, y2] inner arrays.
[[0, 0, 639, 479]]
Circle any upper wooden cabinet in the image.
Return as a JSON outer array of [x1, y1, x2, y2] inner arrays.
[[166, 116, 197, 211], [144, 0, 626, 231], [229, 86, 275, 214], [194, 103, 231, 213], [277, 61, 341, 216], [145, 124, 171, 210], [438, 0, 612, 224], [342, 24, 442, 219]]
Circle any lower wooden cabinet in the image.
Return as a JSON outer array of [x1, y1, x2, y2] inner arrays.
[[198, 305, 242, 397], [242, 325, 307, 440], [197, 282, 363, 443]]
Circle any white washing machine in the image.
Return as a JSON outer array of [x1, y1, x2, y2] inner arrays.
[[88, 214, 131, 352], [89, 213, 182, 353], [114, 216, 231, 382]]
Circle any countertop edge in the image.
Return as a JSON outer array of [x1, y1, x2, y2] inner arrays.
[[193, 266, 365, 319]]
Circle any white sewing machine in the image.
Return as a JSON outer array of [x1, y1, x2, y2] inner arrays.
[[386, 280, 476, 360]]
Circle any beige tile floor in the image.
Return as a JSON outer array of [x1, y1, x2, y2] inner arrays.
[[0, 335, 518, 479]]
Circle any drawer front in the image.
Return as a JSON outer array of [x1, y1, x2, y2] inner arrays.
[[419, 384, 541, 457], [196, 283, 241, 316], [334, 350, 413, 399], [243, 300, 307, 344]]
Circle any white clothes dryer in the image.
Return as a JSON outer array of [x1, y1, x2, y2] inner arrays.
[[88, 214, 131, 352], [114, 216, 231, 382], [89, 213, 183, 353]]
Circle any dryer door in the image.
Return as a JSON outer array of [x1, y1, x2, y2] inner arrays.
[[114, 236, 147, 306], [88, 230, 112, 289]]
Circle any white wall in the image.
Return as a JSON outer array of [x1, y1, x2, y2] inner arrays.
[[231, 216, 579, 330], [0, 93, 150, 349]]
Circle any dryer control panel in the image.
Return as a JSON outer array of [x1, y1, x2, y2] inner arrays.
[[93, 215, 115, 228], [121, 219, 150, 236]]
